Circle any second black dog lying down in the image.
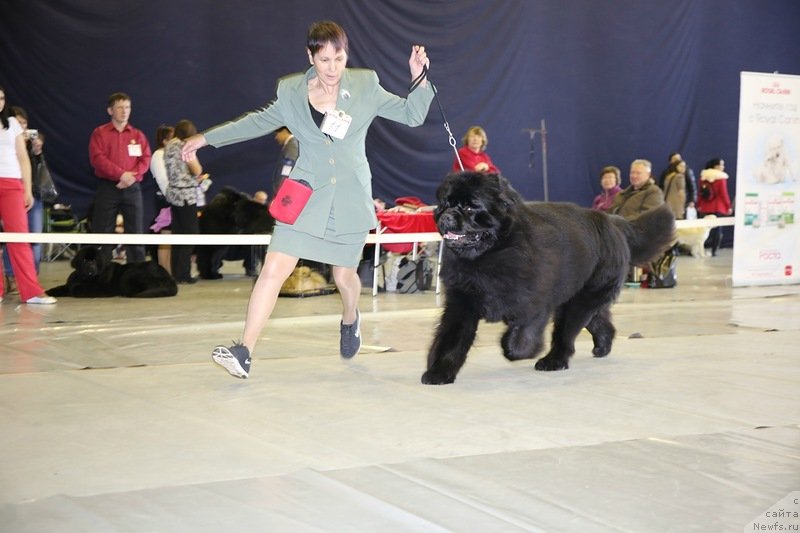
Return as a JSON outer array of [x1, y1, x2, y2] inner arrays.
[[423, 172, 675, 385], [47, 246, 177, 298]]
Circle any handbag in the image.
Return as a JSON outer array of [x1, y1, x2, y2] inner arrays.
[[647, 244, 678, 289], [396, 254, 434, 293], [269, 178, 312, 224], [35, 158, 59, 203]]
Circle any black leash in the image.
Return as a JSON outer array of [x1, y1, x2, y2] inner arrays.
[[410, 66, 464, 171]]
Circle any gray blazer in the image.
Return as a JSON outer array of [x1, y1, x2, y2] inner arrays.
[[204, 67, 434, 237]]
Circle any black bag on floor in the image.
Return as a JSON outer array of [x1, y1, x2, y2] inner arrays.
[[648, 245, 678, 289], [396, 256, 433, 293], [358, 257, 385, 292]]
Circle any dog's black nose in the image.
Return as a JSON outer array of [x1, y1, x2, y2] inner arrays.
[[437, 211, 459, 232]]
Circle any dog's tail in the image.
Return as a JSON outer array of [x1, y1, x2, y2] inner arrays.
[[615, 204, 676, 264]]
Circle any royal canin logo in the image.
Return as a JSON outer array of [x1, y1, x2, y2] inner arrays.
[[761, 82, 791, 95]]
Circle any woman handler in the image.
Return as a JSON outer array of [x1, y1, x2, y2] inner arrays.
[[182, 21, 433, 378]]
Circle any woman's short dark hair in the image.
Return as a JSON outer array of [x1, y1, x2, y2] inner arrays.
[[174, 119, 197, 140], [599, 165, 621, 185], [704, 158, 722, 170], [155, 124, 175, 147], [307, 20, 348, 56]]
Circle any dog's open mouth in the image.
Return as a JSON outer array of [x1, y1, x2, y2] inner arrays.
[[442, 231, 483, 246]]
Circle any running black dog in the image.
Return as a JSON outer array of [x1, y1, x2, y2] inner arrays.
[[422, 172, 675, 384]]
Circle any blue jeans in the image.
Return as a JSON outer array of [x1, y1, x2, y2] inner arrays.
[[3, 198, 43, 275]]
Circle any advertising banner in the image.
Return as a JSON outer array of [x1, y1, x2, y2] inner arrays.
[[732, 72, 800, 286]]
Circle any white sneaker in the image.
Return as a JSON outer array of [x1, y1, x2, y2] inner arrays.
[[26, 295, 57, 305]]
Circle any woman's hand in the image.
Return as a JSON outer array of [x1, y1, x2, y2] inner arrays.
[[182, 134, 208, 162], [474, 162, 489, 172], [409, 45, 430, 85], [23, 189, 34, 211]]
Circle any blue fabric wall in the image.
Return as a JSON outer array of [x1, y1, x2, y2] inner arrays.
[[2, 0, 799, 222]]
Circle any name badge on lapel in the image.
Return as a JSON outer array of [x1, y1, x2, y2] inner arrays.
[[320, 110, 352, 139], [128, 142, 142, 157]]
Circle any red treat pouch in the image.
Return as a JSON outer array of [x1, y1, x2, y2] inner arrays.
[[269, 179, 313, 224]]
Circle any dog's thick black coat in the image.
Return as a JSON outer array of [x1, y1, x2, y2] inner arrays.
[[47, 246, 177, 298], [422, 172, 675, 384], [196, 187, 274, 279]]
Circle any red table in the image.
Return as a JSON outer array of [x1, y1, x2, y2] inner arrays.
[[375, 211, 437, 253]]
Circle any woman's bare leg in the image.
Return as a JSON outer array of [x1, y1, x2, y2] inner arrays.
[[241, 251, 299, 352], [157, 230, 171, 275], [332, 265, 361, 324]]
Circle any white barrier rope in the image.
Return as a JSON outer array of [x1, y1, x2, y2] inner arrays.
[[0, 231, 444, 245], [1, 217, 733, 245], [2, 217, 734, 298]]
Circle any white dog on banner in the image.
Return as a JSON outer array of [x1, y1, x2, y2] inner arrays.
[[756, 135, 796, 185]]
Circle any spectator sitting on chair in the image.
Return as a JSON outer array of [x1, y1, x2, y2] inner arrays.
[[453, 125, 500, 173], [591, 165, 622, 212], [610, 159, 667, 284], [610, 159, 664, 220]]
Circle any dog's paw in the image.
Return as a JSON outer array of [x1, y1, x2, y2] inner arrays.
[[592, 345, 611, 358], [421, 369, 456, 385], [591, 336, 612, 357], [534, 356, 569, 371], [503, 348, 537, 361]]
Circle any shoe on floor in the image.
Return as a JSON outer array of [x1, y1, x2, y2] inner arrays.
[[212, 343, 251, 379], [26, 295, 57, 305], [340, 309, 362, 359]]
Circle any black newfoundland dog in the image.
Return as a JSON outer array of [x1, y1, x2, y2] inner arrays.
[[196, 187, 274, 279], [422, 172, 675, 385], [47, 246, 177, 298]]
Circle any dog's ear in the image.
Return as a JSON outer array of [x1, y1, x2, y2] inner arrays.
[[488, 173, 521, 208], [435, 172, 461, 205]]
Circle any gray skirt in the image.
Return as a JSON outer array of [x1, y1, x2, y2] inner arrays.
[[269, 210, 368, 268]]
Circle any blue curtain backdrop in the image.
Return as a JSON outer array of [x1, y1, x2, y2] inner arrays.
[[1, 0, 799, 223]]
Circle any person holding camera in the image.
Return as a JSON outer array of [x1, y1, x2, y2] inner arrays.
[[181, 20, 433, 379], [0, 87, 56, 304]]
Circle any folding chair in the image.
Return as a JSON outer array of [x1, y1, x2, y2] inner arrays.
[[43, 206, 87, 261]]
